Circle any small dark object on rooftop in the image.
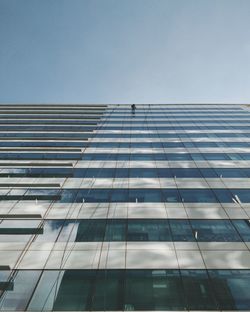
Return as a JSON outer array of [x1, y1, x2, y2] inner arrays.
[[131, 104, 136, 110]]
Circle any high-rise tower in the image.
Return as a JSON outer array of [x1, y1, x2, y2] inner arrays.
[[0, 104, 249, 311]]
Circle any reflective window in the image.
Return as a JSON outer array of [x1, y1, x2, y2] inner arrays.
[[5, 188, 249, 203], [190, 220, 241, 242], [199, 168, 218, 177], [5, 219, 245, 243], [214, 168, 247, 178], [232, 189, 250, 203], [105, 220, 126, 241], [182, 270, 218, 310], [0, 220, 42, 242], [124, 270, 185, 310], [170, 220, 194, 241], [93, 270, 124, 310], [179, 189, 217, 203], [171, 168, 202, 178], [129, 189, 162, 202], [68, 167, 250, 178], [127, 220, 171, 241], [52, 270, 94, 311], [27, 271, 62, 311], [157, 168, 172, 178], [0, 271, 41, 311], [232, 220, 250, 241], [213, 189, 234, 203], [162, 189, 180, 202], [0, 269, 246, 311], [208, 270, 250, 310], [74, 220, 106, 242]]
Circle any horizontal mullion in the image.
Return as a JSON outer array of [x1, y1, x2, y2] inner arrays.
[[0, 148, 82, 152], [0, 137, 90, 141], [0, 120, 99, 125], [0, 162, 73, 167], [0, 183, 61, 188], [0, 228, 43, 235], [0, 214, 42, 218]]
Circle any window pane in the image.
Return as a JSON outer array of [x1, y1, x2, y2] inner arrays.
[[28, 271, 62, 311], [0, 271, 41, 311], [105, 220, 126, 241], [124, 270, 185, 310], [127, 220, 171, 241], [232, 220, 250, 241], [179, 189, 217, 203], [190, 220, 241, 242], [181, 270, 218, 310], [129, 189, 161, 202], [92, 270, 124, 310], [208, 270, 250, 310], [75, 220, 106, 242], [170, 220, 194, 241], [52, 270, 95, 311], [162, 189, 180, 202]]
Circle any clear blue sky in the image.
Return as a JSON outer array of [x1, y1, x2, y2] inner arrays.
[[1, 0, 250, 104]]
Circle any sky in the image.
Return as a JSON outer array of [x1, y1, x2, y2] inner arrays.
[[0, 0, 250, 104]]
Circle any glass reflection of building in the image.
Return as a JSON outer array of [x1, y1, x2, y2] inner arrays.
[[0, 104, 249, 311]]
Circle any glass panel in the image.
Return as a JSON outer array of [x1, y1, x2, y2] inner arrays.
[[238, 153, 250, 160], [171, 168, 202, 178], [60, 190, 78, 203], [204, 153, 229, 161], [34, 220, 63, 242], [28, 271, 63, 311], [0, 271, 41, 311], [0, 271, 13, 296], [124, 270, 185, 310], [170, 220, 194, 241], [213, 189, 233, 203], [111, 189, 129, 203], [127, 220, 171, 241], [87, 168, 116, 178], [92, 270, 124, 310], [179, 189, 217, 203], [232, 220, 250, 241], [52, 270, 95, 311], [75, 220, 106, 242], [167, 154, 191, 161], [105, 220, 126, 241], [162, 189, 180, 202], [208, 270, 250, 310], [214, 168, 247, 178], [80, 189, 110, 203], [243, 169, 250, 178], [129, 189, 161, 202], [232, 189, 250, 203], [116, 168, 129, 178], [228, 153, 243, 160], [191, 153, 205, 161], [199, 168, 218, 178], [157, 168, 172, 178], [0, 220, 41, 242], [190, 220, 241, 242], [130, 169, 156, 178], [181, 270, 218, 310]]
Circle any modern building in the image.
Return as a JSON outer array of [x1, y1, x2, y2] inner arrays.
[[0, 104, 249, 311]]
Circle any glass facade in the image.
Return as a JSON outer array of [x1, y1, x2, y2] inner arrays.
[[0, 104, 250, 311], [0, 269, 249, 311]]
